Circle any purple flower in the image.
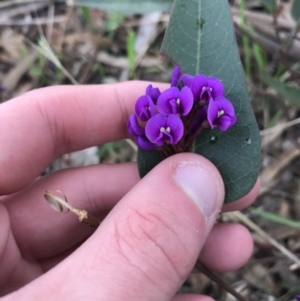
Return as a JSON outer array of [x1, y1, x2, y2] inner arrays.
[[136, 136, 154, 151], [135, 95, 156, 121], [207, 97, 237, 131], [157, 86, 193, 116], [181, 74, 194, 87], [197, 106, 208, 125], [146, 84, 161, 104], [190, 107, 208, 135], [295, 296, 300, 301], [127, 114, 144, 137], [191, 75, 224, 103], [145, 114, 184, 146], [171, 66, 181, 87], [127, 114, 154, 150]]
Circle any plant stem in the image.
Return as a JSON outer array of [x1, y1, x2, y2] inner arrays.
[[195, 260, 249, 301]]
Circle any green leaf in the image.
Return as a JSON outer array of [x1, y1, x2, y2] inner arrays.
[[260, 74, 300, 107], [249, 207, 300, 229], [292, 0, 300, 21], [74, 0, 173, 14], [138, 0, 261, 203]]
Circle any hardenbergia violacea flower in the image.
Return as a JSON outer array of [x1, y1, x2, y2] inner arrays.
[[127, 66, 237, 157]]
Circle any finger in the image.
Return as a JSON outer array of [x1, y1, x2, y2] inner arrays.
[[5, 153, 224, 301], [38, 222, 253, 275], [0, 82, 164, 195], [199, 223, 253, 272], [4, 162, 256, 260], [171, 295, 215, 301], [3, 163, 139, 259], [222, 178, 260, 212]]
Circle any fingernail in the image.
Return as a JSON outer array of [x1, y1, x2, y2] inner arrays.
[[174, 163, 222, 218]]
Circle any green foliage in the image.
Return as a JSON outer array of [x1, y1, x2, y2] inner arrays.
[[260, 74, 300, 107], [105, 12, 124, 33], [74, 0, 173, 14], [127, 30, 136, 78], [292, 0, 300, 21], [250, 207, 300, 229], [253, 44, 266, 75], [78, 6, 93, 31], [138, 0, 260, 203]]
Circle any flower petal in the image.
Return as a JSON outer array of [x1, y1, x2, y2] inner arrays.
[[207, 99, 219, 128], [146, 84, 161, 103], [136, 136, 154, 150], [216, 115, 232, 131], [181, 74, 194, 87], [197, 106, 208, 125], [207, 77, 224, 98], [190, 106, 208, 135], [146, 84, 153, 95], [171, 66, 181, 87], [135, 95, 155, 121], [162, 130, 174, 144], [178, 86, 194, 116], [169, 99, 178, 114], [191, 74, 207, 100], [214, 96, 235, 116], [145, 114, 167, 144], [157, 87, 180, 114], [166, 114, 184, 144], [127, 114, 144, 137]]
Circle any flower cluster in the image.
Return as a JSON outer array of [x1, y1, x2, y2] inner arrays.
[[127, 66, 237, 155]]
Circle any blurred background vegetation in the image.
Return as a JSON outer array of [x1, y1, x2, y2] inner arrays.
[[1, 0, 300, 300]]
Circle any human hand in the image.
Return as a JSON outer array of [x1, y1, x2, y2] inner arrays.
[[0, 82, 259, 301]]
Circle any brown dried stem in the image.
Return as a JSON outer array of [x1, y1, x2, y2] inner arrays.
[[195, 261, 249, 301]]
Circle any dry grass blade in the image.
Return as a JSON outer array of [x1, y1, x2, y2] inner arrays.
[[126, 139, 138, 152], [260, 146, 300, 194], [260, 117, 300, 136], [24, 36, 78, 85], [1, 51, 38, 92], [226, 211, 300, 266]]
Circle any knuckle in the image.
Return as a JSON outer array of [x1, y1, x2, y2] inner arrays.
[[112, 206, 188, 280]]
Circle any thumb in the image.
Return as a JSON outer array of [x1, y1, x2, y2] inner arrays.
[[5, 154, 224, 301]]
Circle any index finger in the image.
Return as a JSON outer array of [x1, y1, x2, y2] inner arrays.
[[0, 81, 160, 195]]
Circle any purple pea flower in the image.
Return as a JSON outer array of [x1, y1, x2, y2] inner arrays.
[[190, 107, 208, 136], [127, 114, 154, 150], [191, 75, 224, 104], [207, 96, 237, 131], [136, 136, 154, 151], [146, 84, 161, 104], [127, 114, 144, 137], [135, 95, 156, 121], [145, 114, 184, 146], [171, 66, 181, 87], [295, 296, 300, 301], [157, 86, 193, 116], [181, 74, 194, 87]]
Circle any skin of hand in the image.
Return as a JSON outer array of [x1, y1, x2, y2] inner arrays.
[[0, 82, 259, 301]]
